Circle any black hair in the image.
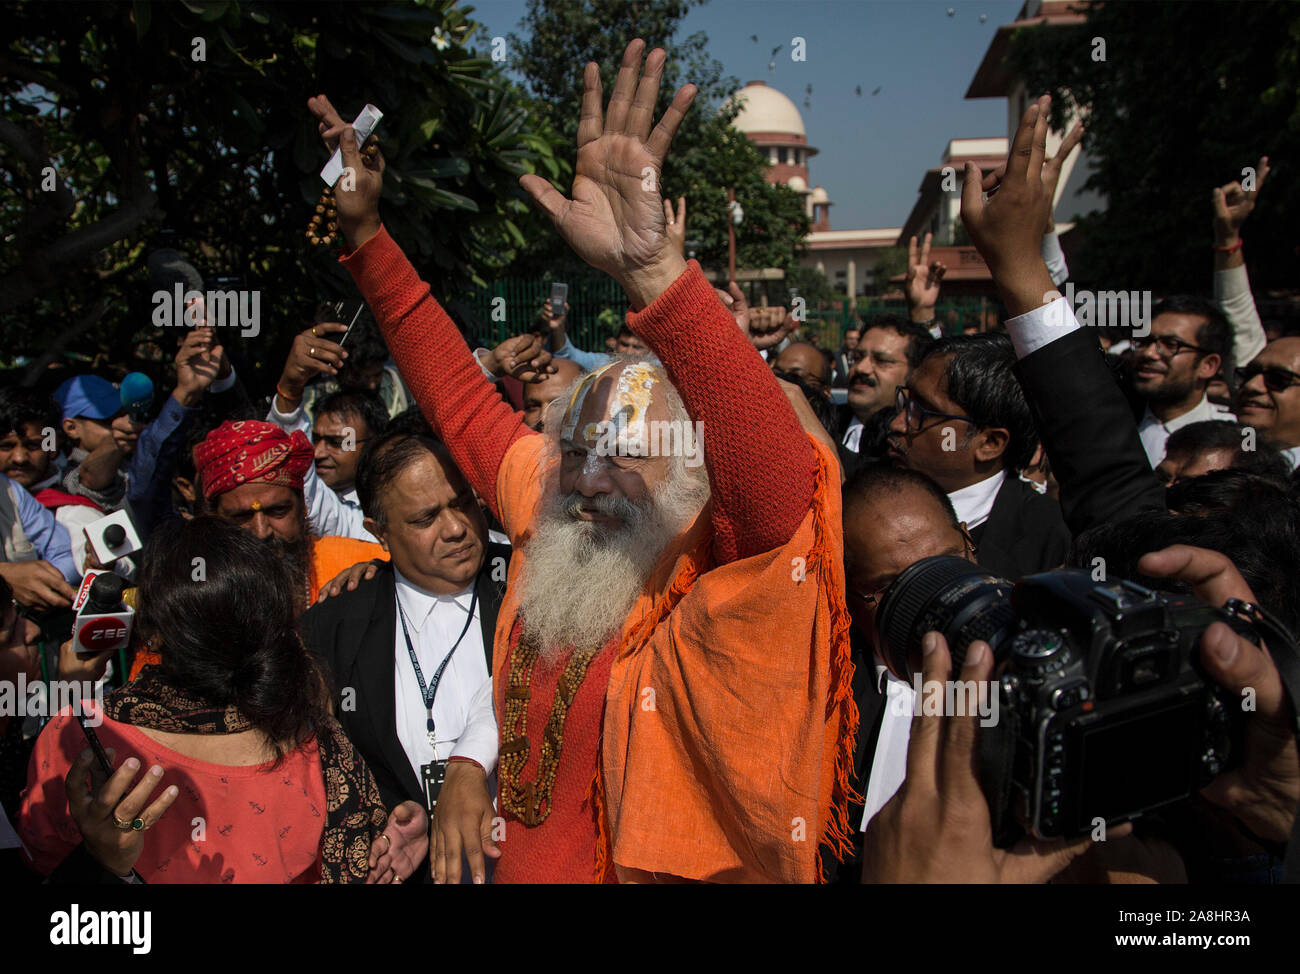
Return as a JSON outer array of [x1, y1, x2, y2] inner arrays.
[[355, 430, 455, 527], [135, 517, 328, 761], [617, 323, 636, 339], [1071, 478, 1300, 634], [860, 314, 934, 370], [923, 332, 1040, 471], [843, 463, 960, 531], [771, 368, 838, 437], [1153, 294, 1231, 363], [0, 387, 60, 439], [1164, 421, 1292, 483], [387, 405, 434, 437], [314, 390, 389, 440]]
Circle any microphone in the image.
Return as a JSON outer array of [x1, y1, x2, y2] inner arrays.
[[120, 372, 154, 423], [84, 509, 143, 567], [71, 570, 134, 657]]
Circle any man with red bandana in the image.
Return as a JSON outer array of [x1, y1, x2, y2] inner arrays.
[[128, 420, 384, 680]]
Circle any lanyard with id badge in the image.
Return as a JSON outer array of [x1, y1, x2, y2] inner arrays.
[[398, 586, 478, 815]]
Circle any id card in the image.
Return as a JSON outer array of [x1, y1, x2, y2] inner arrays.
[[421, 760, 448, 815]]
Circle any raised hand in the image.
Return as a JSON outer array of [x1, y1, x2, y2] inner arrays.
[[173, 327, 224, 408], [1213, 155, 1270, 246], [278, 321, 349, 406], [904, 233, 946, 323], [717, 282, 793, 352], [307, 94, 385, 250], [482, 333, 557, 383], [961, 94, 1058, 317], [519, 40, 696, 310], [1041, 120, 1084, 232]]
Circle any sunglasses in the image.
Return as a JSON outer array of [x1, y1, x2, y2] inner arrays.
[[1235, 364, 1300, 394]]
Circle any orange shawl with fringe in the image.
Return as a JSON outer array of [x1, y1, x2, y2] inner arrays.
[[493, 432, 858, 883]]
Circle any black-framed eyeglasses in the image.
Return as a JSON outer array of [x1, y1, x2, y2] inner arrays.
[[895, 386, 977, 434], [1235, 364, 1300, 394], [1131, 335, 1207, 359]]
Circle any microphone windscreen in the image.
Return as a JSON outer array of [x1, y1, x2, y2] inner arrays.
[[147, 248, 204, 294], [120, 372, 154, 414]]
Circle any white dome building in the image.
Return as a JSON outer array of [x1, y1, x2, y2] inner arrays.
[[727, 81, 832, 230]]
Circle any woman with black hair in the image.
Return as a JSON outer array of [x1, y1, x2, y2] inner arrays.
[[18, 516, 426, 883]]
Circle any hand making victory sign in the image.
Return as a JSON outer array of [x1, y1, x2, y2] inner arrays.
[[519, 39, 697, 311]]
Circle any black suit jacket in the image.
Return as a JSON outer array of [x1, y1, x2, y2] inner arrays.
[[1015, 328, 1165, 538], [970, 474, 1071, 581], [299, 543, 510, 812]]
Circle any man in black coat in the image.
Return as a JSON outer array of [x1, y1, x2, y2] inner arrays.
[[300, 431, 510, 884], [885, 332, 1070, 581]]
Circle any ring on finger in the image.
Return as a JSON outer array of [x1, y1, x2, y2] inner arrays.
[[111, 813, 135, 831], [308, 347, 315, 357]]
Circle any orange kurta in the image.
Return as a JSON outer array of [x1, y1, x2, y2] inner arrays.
[[492, 433, 856, 883]]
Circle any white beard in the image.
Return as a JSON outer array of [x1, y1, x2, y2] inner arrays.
[[516, 472, 708, 660]]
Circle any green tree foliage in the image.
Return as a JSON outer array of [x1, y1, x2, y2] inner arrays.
[[507, 0, 807, 279], [0, 0, 560, 378], [1006, 0, 1300, 293]]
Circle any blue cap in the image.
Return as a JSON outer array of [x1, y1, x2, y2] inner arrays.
[[54, 375, 121, 421]]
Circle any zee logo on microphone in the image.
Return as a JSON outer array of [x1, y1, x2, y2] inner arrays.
[[77, 621, 129, 653]]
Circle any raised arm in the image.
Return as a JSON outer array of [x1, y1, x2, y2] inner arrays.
[[308, 95, 534, 511], [518, 41, 816, 560], [1213, 156, 1270, 368], [961, 96, 1163, 535]]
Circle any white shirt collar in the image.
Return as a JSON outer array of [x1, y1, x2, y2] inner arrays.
[[1140, 394, 1231, 435], [947, 469, 1006, 530], [30, 471, 60, 493], [339, 485, 360, 507], [1283, 446, 1300, 472], [393, 567, 475, 632]]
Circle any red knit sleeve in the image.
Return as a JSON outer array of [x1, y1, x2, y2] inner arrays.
[[627, 261, 817, 563], [340, 228, 532, 516]]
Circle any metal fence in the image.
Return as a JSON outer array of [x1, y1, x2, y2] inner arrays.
[[464, 279, 1008, 354], [802, 296, 1008, 350], [465, 275, 629, 352]]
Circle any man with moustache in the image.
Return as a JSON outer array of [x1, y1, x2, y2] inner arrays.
[[520, 356, 584, 432], [312, 39, 855, 884], [1235, 337, 1300, 470], [1131, 296, 1234, 467], [832, 325, 860, 388], [300, 432, 509, 883], [838, 316, 932, 476]]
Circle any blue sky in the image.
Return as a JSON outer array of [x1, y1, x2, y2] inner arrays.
[[466, 0, 1026, 230]]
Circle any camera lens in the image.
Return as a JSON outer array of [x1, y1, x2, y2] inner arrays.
[[875, 555, 1017, 679]]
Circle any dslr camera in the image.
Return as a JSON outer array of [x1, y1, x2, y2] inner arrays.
[[875, 556, 1267, 842]]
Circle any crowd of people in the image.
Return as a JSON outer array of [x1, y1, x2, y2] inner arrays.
[[0, 39, 1296, 886]]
